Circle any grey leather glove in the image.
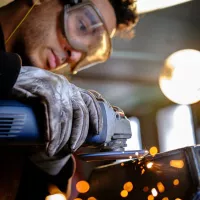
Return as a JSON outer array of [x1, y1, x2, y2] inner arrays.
[[13, 67, 103, 157]]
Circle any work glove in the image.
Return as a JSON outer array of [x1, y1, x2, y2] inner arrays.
[[12, 66, 103, 157], [12, 67, 131, 175]]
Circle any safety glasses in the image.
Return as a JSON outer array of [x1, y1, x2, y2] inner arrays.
[[52, 0, 113, 74]]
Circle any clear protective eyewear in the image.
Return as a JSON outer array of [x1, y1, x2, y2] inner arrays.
[[52, 1, 113, 75]]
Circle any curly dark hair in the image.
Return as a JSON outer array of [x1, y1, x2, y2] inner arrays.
[[109, 0, 138, 38]]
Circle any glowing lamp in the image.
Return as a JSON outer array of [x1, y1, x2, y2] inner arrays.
[[159, 49, 200, 105]]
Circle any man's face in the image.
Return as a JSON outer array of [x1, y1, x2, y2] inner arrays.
[[14, 0, 116, 70]]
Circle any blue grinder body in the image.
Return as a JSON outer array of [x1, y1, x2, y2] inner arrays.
[[0, 100, 148, 161], [0, 100, 108, 145], [0, 100, 41, 144]]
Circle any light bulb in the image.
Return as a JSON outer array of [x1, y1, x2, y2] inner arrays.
[[159, 49, 200, 105], [45, 194, 66, 200]]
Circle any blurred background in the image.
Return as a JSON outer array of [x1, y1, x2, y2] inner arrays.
[[71, 0, 200, 153]]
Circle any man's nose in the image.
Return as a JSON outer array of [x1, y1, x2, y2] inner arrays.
[[68, 50, 82, 63], [59, 33, 82, 64]]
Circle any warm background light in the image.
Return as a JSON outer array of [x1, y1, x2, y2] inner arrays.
[[147, 162, 153, 168], [123, 182, 134, 192], [148, 194, 154, 200], [157, 182, 165, 193], [149, 146, 158, 156], [143, 186, 149, 192], [141, 168, 145, 174], [173, 179, 180, 186], [120, 190, 128, 198], [45, 194, 66, 200], [159, 49, 200, 105], [151, 188, 158, 197], [162, 198, 169, 200], [170, 160, 184, 168], [88, 197, 97, 200], [76, 181, 90, 193], [137, 0, 192, 14]]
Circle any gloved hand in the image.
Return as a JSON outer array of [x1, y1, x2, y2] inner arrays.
[[12, 66, 103, 157]]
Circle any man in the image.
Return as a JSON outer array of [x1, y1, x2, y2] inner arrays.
[[0, 0, 138, 199], [0, 0, 137, 72]]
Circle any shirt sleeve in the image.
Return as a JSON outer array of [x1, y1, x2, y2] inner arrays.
[[0, 26, 21, 98]]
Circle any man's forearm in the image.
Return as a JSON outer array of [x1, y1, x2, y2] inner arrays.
[[0, 52, 21, 98]]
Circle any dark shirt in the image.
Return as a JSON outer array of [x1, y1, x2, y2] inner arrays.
[[0, 25, 71, 200], [0, 24, 5, 51], [16, 157, 73, 200]]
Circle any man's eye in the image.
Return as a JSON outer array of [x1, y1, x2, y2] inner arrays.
[[92, 28, 97, 34], [79, 20, 87, 33]]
